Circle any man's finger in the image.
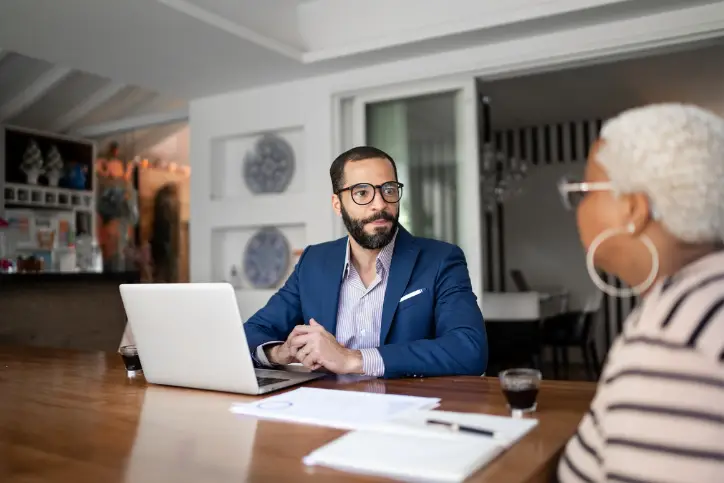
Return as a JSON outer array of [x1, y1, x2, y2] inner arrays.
[[301, 351, 318, 369], [292, 324, 323, 335], [289, 325, 309, 338], [289, 338, 305, 358], [289, 333, 314, 349]]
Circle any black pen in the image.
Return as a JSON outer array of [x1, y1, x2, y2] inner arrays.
[[426, 419, 496, 437]]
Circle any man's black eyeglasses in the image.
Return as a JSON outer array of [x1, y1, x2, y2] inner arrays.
[[335, 181, 404, 206]]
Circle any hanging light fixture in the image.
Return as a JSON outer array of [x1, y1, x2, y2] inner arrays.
[[478, 95, 528, 212]]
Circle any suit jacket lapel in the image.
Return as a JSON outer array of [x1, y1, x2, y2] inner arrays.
[[380, 227, 419, 344], [320, 237, 347, 335]]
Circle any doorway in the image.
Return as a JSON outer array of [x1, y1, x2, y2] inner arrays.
[[477, 38, 724, 376]]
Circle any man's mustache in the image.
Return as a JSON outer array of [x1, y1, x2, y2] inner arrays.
[[361, 211, 395, 225]]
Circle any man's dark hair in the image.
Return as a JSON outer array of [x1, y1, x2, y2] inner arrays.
[[329, 146, 398, 193]]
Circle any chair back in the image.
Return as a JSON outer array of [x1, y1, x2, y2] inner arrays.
[[510, 270, 531, 292], [579, 291, 604, 341], [582, 291, 604, 314]]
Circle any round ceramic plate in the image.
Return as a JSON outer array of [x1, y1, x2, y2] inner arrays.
[[243, 133, 295, 194], [242, 227, 291, 289]]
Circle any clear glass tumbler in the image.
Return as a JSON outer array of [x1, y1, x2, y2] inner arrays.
[[119, 345, 143, 378], [499, 368, 542, 417]]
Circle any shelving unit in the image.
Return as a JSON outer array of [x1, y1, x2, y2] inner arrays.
[[3, 183, 94, 212], [0, 125, 97, 266]]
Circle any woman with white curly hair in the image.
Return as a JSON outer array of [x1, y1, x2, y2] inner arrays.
[[557, 103, 724, 483]]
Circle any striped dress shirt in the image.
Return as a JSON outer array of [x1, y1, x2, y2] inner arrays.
[[255, 231, 397, 377], [558, 250, 724, 483]]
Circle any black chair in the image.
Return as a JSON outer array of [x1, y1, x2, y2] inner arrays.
[[542, 292, 603, 381], [483, 291, 543, 376]]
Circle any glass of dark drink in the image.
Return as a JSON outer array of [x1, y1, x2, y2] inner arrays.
[[119, 345, 143, 378], [499, 368, 542, 417]]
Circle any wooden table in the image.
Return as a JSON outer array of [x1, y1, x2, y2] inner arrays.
[[0, 346, 596, 482]]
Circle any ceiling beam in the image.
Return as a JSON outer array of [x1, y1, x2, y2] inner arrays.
[[49, 81, 126, 133], [156, 0, 303, 61], [72, 108, 189, 138], [0, 65, 72, 123]]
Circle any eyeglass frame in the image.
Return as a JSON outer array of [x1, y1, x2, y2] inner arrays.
[[557, 178, 613, 211], [557, 177, 661, 219], [334, 181, 404, 206]]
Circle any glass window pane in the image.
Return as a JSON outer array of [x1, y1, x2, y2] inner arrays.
[[366, 92, 458, 244]]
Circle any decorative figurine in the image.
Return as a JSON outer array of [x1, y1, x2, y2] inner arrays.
[[45, 145, 64, 186], [21, 140, 44, 184], [65, 161, 88, 190]]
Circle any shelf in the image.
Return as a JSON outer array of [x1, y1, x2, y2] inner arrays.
[[2, 183, 93, 211], [211, 222, 306, 291], [209, 127, 304, 201]]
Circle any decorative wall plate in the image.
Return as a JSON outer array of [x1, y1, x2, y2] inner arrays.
[[243, 133, 295, 194], [243, 227, 291, 289]]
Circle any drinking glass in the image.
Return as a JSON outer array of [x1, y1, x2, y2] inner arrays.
[[499, 368, 542, 417], [119, 345, 143, 378]]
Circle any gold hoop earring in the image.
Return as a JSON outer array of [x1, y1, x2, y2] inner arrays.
[[585, 222, 659, 298]]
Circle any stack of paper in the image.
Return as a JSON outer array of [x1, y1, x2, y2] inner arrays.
[[303, 410, 538, 483], [229, 387, 440, 430], [230, 389, 538, 482]]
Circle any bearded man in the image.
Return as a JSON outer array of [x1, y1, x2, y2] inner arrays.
[[244, 146, 487, 379]]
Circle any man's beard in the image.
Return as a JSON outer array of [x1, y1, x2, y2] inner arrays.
[[340, 201, 399, 250]]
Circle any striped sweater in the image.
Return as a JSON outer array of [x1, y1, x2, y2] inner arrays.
[[559, 250, 724, 483]]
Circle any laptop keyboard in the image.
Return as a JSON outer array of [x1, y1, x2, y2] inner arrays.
[[256, 376, 288, 387]]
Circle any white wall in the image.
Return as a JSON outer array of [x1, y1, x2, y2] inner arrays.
[[505, 162, 594, 309], [190, 80, 333, 319], [189, 3, 724, 319]]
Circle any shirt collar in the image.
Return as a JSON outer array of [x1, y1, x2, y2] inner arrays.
[[342, 228, 398, 279]]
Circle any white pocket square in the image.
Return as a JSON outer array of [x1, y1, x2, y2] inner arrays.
[[400, 289, 425, 303]]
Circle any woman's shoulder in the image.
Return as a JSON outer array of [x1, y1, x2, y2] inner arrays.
[[635, 252, 724, 363]]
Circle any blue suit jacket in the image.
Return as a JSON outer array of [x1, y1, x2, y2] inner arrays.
[[243, 227, 487, 378]]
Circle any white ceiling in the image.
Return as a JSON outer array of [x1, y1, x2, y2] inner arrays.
[[0, 0, 717, 161], [0, 0, 307, 99], [0, 50, 187, 158], [0, 0, 703, 99]]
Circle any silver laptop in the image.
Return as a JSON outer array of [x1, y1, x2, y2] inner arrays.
[[119, 282, 324, 395]]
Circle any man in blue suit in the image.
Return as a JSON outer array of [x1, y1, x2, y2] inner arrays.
[[244, 146, 487, 379]]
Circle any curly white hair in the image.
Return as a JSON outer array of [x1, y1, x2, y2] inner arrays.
[[596, 103, 724, 244]]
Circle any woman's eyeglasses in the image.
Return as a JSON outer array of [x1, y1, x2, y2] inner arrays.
[[335, 181, 404, 206], [557, 176, 612, 210], [557, 176, 661, 220]]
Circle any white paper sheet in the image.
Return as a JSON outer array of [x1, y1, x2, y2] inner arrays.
[[303, 410, 539, 483], [369, 409, 539, 448], [303, 430, 503, 483], [229, 387, 440, 430]]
